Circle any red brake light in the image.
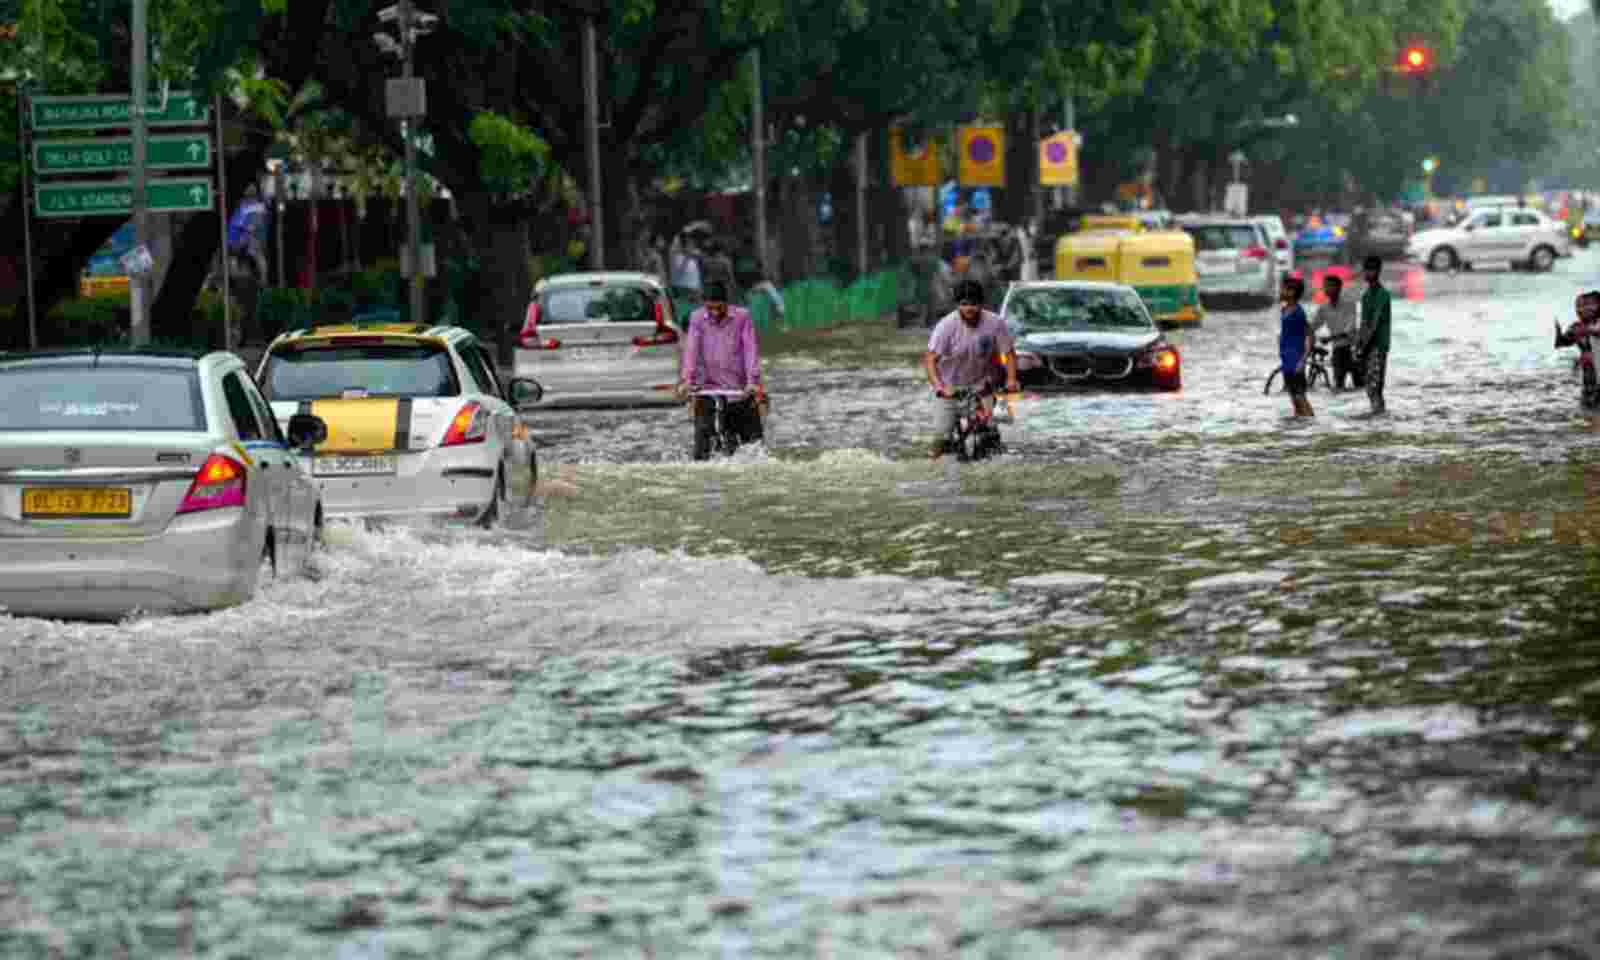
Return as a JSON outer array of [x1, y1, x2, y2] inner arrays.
[[1243, 245, 1269, 260], [1275, 237, 1288, 249], [520, 303, 558, 349], [633, 299, 680, 347], [177, 453, 247, 514], [1154, 348, 1180, 373], [441, 401, 486, 446]]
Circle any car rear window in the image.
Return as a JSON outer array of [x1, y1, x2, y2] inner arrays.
[[539, 286, 656, 325], [1007, 287, 1152, 330], [261, 343, 460, 400], [1186, 225, 1259, 251], [0, 364, 204, 431]]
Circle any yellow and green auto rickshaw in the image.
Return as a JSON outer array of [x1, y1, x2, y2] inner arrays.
[[1053, 229, 1203, 328]]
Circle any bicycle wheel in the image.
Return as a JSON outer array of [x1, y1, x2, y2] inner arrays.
[[1263, 369, 1281, 396], [1309, 365, 1330, 391]]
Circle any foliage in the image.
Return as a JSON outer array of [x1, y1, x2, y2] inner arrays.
[[467, 110, 552, 197]]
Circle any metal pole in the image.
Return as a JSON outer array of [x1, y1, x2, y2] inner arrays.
[[854, 131, 868, 274], [1064, 91, 1077, 209], [215, 92, 231, 350], [402, 0, 424, 327], [751, 48, 768, 280], [582, 14, 604, 269], [130, 0, 150, 345], [17, 85, 39, 350], [274, 163, 286, 287]]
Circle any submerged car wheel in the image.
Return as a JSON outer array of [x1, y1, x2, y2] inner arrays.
[[1427, 247, 1458, 272], [478, 469, 507, 529], [1530, 245, 1557, 272]]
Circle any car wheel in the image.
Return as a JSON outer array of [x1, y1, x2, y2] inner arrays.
[[1530, 245, 1557, 272], [1427, 247, 1458, 272], [478, 469, 506, 529]]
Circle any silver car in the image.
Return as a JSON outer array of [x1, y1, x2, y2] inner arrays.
[[0, 350, 325, 619], [1177, 216, 1279, 305], [514, 271, 684, 408]]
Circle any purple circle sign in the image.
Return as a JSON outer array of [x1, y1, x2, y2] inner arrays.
[[969, 135, 996, 164], [1046, 141, 1068, 164]]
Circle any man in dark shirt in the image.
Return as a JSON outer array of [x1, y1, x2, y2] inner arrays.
[[1356, 255, 1392, 416]]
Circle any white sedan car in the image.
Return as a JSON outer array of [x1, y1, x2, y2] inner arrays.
[[1408, 206, 1570, 272], [257, 322, 541, 525], [0, 349, 324, 619], [514, 271, 684, 408]]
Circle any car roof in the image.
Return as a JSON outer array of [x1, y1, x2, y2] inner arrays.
[[0, 347, 220, 370], [266, 321, 470, 349], [536, 271, 666, 293]]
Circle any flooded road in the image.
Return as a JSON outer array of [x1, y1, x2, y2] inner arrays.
[[4, 254, 1600, 957]]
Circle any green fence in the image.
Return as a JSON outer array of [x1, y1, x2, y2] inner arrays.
[[671, 265, 913, 335]]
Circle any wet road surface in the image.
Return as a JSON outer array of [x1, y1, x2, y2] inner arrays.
[[3, 253, 1600, 957]]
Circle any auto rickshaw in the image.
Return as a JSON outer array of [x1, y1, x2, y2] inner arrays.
[[1075, 213, 1144, 234], [1053, 229, 1203, 328]]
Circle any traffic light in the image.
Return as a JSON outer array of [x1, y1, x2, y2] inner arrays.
[[1398, 45, 1430, 73]]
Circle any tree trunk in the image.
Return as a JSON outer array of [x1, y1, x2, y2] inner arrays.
[[461, 193, 532, 368], [997, 112, 1031, 226], [779, 172, 816, 284], [598, 148, 641, 272], [828, 149, 857, 283], [868, 128, 907, 268]]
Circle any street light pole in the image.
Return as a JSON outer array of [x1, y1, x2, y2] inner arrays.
[[751, 47, 768, 280], [402, 0, 424, 328], [130, 0, 150, 345], [582, 14, 603, 269]]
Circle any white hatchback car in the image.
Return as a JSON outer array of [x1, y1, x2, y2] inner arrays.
[[514, 271, 684, 408], [1407, 206, 1570, 272], [0, 349, 324, 618], [257, 322, 540, 526], [1177, 216, 1279, 305]]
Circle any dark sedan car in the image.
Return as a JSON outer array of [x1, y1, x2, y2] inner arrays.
[[1000, 281, 1181, 391], [1347, 209, 1412, 262]]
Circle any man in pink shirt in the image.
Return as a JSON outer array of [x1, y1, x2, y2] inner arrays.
[[924, 279, 1018, 458], [677, 281, 766, 459]]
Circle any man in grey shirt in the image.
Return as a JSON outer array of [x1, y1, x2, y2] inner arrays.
[[1308, 273, 1361, 389]]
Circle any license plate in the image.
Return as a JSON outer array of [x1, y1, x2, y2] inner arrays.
[[313, 455, 398, 476], [22, 486, 132, 517]]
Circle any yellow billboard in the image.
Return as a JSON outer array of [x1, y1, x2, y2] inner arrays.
[[889, 128, 942, 187], [1039, 132, 1078, 187]]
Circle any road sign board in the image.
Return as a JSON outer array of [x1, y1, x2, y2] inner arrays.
[[30, 92, 210, 131], [33, 134, 213, 174], [35, 177, 214, 218]]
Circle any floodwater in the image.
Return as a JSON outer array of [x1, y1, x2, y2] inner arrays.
[[4, 253, 1600, 957]]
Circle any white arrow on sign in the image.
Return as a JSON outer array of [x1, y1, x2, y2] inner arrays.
[[187, 142, 203, 160], [189, 186, 206, 204]]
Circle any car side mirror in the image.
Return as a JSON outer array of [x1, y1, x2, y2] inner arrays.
[[508, 377, 544, 407], [286, 413, 327, 451]]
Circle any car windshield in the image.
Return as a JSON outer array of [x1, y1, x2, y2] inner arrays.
[[1008, 288, 1152, 330], [261, 343, 459, 400], [1187, 224, 1258, 251], [540, 286, 655, 324], [0, 364, 204, 431]]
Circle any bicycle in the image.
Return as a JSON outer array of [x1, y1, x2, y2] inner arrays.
[[1263, 342, 1332, 395], [690, 387, 763, 460], [940, 384, 1005, 462]]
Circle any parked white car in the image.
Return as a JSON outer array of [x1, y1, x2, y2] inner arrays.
[[1407, 206, 1570, 272], [258, 322, 541, 526]]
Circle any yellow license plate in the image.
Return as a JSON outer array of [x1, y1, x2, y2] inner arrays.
[[22, 487, 132, 518]]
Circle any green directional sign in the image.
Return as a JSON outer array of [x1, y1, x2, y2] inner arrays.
[[33, 134, 212, 174], [35, 178, 214, 218], [29, 92, 210, 131]]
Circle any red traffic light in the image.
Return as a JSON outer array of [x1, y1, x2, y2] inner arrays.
[[1400, 46, 1429, 71]]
